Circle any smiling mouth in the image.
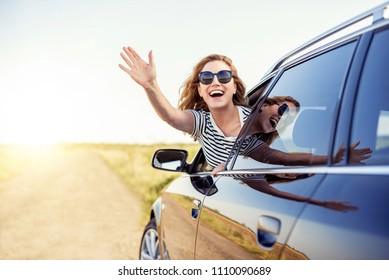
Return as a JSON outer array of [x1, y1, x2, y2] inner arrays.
[[269, 118, 278, 128], [209, 90, 224, 97]]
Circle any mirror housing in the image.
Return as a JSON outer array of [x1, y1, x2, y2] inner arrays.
[[151, 149, 188, 172]]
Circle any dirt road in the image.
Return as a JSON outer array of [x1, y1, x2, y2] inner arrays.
[[0, 150, 144, 260]]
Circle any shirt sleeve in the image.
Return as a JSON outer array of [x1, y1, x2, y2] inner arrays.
[[189, 109, 205, 140]]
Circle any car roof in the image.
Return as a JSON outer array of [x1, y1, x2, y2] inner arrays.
[[264, 2, 389, 79], [246, 2, 389, 105]]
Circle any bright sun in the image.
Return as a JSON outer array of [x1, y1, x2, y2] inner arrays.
[[1, 61, 80, 145]]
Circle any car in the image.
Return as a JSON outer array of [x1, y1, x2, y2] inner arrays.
[[139, 2, 389, 260]]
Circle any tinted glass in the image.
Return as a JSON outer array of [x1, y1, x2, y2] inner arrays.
[[351, 28, 389, 165], [231, 41, 357, 169]]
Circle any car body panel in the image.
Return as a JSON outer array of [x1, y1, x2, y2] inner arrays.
[[195, 173, 325, 259], [284, 173, 389, 259]]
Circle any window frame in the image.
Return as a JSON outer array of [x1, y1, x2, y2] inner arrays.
[[227, 38, 361, 172]]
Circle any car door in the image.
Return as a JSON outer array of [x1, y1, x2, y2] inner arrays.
[[283, 26, 389, 259], [159, 150, 215, 259], [160, 176, 206, 259], [195, 39, 359, 259]]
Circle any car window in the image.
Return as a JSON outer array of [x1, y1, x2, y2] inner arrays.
[[350, 27, 389, 165], [229, 41, 357, 170]]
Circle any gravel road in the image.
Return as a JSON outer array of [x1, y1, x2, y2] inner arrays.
[[0, 150, 144, 260]]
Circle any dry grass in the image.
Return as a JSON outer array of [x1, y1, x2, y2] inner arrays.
[[87, 143, 200, 218]]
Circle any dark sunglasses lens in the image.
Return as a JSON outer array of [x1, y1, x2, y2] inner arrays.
[[278, 103, 289, 116], [199, 71, 213, 85], [217, 70, 232, 84]]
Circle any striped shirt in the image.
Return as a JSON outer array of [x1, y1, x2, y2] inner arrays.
[[190, 106, 264, 168]]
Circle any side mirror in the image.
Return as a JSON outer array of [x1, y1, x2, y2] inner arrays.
[[152, 149, 188, 172]]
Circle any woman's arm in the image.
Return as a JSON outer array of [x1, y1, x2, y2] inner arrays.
[[243, 178, 357, 212], [246, 144, 328, 166], [119, 46, 194, 134]]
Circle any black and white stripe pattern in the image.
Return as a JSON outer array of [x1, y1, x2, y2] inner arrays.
[[190, 106, 263, 168]]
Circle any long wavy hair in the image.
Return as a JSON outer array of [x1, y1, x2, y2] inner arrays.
[[178, 54, 247, 111], [257, 95, 300, 145]]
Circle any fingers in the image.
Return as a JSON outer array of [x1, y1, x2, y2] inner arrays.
[[121, 47, 136, 68], [360, 148, 372, 155], [120, 46, 146, 68], [118, 63, 131, 74], [212, 163, 225, 176], [211, 169, 221, 176], [211, 166, 221, 176], [148, 50, 154, 67], [122, 46, 137, 61], [350, 140, 361, 149], [127, 46, 142, 60], [119, 46, 148, 78], [325, 200, 358, 212]]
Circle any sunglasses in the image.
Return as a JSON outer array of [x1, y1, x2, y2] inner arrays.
[[198, 70, 232, 85], [277, 103, 289, 116], [277, 103, 295, 125]]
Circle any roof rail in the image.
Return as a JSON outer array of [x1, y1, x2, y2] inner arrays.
[[264, 1, 389, 76]]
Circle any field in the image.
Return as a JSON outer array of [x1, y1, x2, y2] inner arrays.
[[0, 143, 200, 220]]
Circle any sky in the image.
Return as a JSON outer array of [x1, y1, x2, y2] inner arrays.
[[0, 0, 386, 145]]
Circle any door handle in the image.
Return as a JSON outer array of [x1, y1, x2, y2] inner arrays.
[[257, 215, 281, 249], [191, 199, 201, 220]]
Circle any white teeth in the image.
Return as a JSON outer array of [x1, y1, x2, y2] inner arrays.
[[210, 90, 224, 96]]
